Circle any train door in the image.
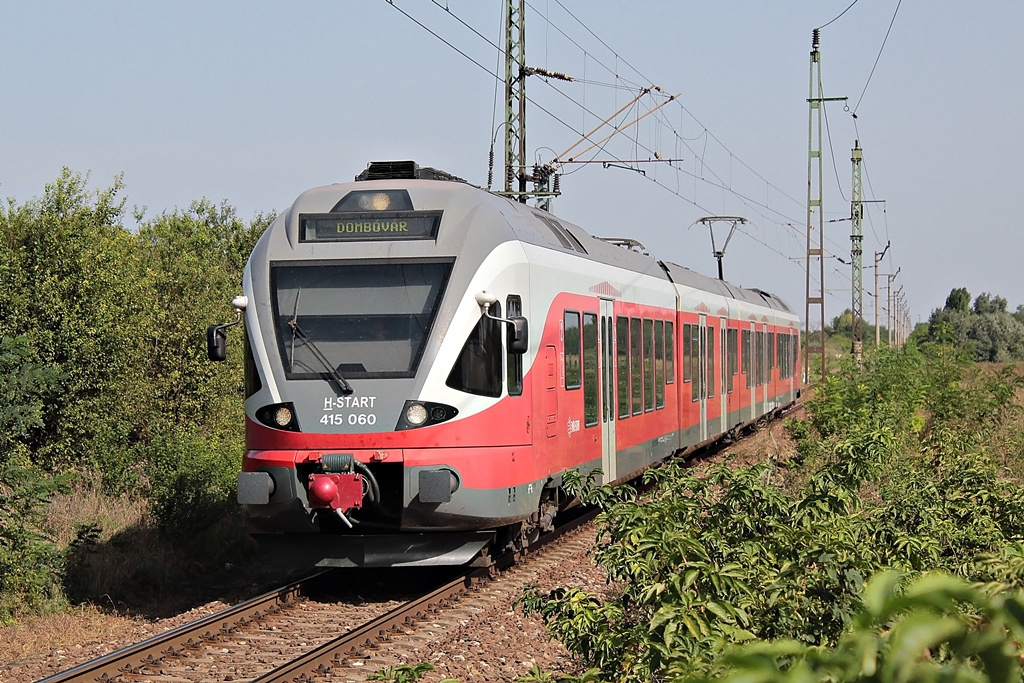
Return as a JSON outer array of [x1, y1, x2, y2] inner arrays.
[[719, 317, 728, 435], [698, 314, 708, 441], [599, 300, 616, 482]]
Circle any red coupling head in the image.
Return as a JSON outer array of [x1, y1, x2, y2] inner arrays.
[[307, 473, 364, 512]]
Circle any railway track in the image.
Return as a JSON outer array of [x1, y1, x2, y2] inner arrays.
[[38, 508, 599, 683]]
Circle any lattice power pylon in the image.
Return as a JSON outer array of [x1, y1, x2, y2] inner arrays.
[[850, 141, 863, 359], [804, 29, 846, 383], [504, 0, 527, 201]]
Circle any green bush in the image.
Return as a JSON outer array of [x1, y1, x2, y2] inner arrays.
[[0, 465, 70, 623], [522, 346, 1024, 681], [0, 170, 269, 617]]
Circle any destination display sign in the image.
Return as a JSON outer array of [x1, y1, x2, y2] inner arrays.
[[300, 211, 442, 242]]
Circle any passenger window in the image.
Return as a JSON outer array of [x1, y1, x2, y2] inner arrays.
[[446, 303, 502, 397], [630, 317, 642, 415], [617, 316, 630, 419], [644, 318, 655, 412], [683, 323, 692, 382], [707, 325, 715, 399], [729, 328, 738, 376], [583, 313, 599, 426], [655, 320, 665, 408], [742, 329, 751, 388], [564, 311, 581, 390], [665, 321, 675, 384], [691, 324, 701, 402]]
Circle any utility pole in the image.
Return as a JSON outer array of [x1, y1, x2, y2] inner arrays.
[[804, 29, 847, 383], [504, 0, 527, 202], [885, 269, 899, 346], [850, 141, 864, 359], [889, 280, 903, 345], [874, 242, 889, 346]]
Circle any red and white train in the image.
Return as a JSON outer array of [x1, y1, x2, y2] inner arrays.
[[209, 161, 801, 566]]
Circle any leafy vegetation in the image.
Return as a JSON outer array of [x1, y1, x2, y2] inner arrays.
[[919, 287, 1024, 361], [0, 170, 270, 620], [520, 342, 1024, 681]]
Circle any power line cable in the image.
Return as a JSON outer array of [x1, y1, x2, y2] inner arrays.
[[391, 0, 831, 267], [853, 0, 902, 114], [818, 0, 861, 30]]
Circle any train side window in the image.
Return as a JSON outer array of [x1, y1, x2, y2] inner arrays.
[[446, 303, 502, 397], [244, 329, 263, 399], [690, 324, 701, 402], [630, 317, 643, 415], [683, 323, 692, 382], [665, 321, 675, 385], [742, 329, 751, 389], [729, 328, 738, 376], [655, 320, 665, 408], [507, 296, 523, 396], [776, 332, 783, 376], [793, 333, 800, 377], [707, 325, 715, 399], [564, 311, 581, 390], [777, 333, 785, 380], [616, 316, 630, 419], [789, 333, 796, 378], [756, 331, 766, 386], [583, 312, 599, 426], [788, 333, 794, 379], [644, 318, 655, 412]]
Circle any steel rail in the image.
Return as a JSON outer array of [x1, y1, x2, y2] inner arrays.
[[254, 508, 601, 682], [37, 570, 331, 683]]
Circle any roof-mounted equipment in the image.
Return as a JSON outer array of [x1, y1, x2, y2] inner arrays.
[[355, 161, 466, 183]]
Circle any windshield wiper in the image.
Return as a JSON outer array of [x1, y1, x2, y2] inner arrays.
[[288, 290, 354, 395]]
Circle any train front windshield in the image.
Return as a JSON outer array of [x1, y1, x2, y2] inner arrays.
[[271, 260, 453, 380]]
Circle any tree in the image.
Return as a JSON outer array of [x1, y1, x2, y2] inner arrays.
[[0, 169, 149, 472], [0, 336, 62, 466], [923, 289, 1024, 362], [944, 287, 971, 312], [973, 292, 1009, 315]]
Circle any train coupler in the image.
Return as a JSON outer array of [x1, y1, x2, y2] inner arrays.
[[307, 472, 364, 515]]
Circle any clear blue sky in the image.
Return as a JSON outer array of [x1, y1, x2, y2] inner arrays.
[[3, 1, 1022, 328]]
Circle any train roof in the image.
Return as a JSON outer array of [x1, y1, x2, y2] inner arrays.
[[298, 161, 795, 316], [657, 261, 794, 314]]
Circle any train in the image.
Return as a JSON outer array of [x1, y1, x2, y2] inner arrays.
[[208, 160, 801, 567]]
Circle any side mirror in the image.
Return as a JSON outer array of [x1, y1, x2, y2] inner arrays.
[[207, 325, 228, 362], [206, 294, 246, 362], [508, 317, 529, 354]]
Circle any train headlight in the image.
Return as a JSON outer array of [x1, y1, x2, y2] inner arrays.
[[396, 400, 459, 430], [358, 192, 392, 211], [273, 406, 294, 427], [405, 403, 428, 426], [255, 402, 300, 432]]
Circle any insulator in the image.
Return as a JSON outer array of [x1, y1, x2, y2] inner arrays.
[[553, 174, 560, 193], [487, 148, 494, 190], [812, 28, 820, 50]]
